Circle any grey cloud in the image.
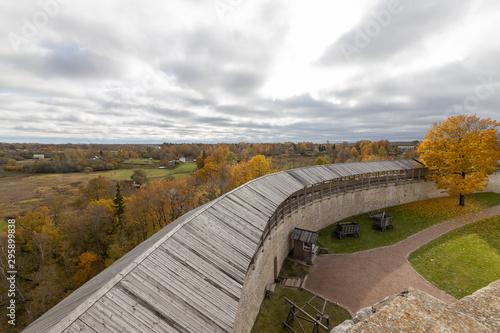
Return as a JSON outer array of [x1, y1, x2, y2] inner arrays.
[[5, 42, 122, 80], [318, 0, 471, 66]]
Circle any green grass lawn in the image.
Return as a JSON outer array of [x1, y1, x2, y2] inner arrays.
[[409, 215, 500, 299], [251, 286, 351, 332], [317, 192, 500, 254], [121, 158, 159, 165], [94, 162, 198, 181], [279, 258, 310, 279]]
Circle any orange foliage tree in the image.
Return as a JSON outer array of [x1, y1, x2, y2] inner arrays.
[[418, 115, 500, 206], [231, 161, 252, 188], [72, 251, 99, 287], [124, 179, 199, 246], [249, 155, 273, 179], [231, 155, 275, 188]]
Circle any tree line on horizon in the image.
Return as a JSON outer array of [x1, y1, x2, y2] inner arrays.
[[0, 140, 419, 177]]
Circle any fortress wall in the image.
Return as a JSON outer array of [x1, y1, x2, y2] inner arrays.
[[486, 172, 500, 193], [234, 174, 500, 332]]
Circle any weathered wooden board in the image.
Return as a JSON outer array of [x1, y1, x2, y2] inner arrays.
[[24, 160, 425, 333]]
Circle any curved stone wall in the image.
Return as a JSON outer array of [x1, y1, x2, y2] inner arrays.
[[23, 160, 500, 333], [235, 171, 500, 332], [234, 178, 444, 331]]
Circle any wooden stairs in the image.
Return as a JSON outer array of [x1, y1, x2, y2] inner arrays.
[[280, 278, 304, 288]]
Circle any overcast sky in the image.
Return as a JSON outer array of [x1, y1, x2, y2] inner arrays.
[[1, 0, 499, 144]]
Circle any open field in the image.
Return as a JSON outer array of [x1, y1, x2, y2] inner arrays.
[[409, 215, 500, 299], [92, 162, 197, 180], [0, 173, 82, 217], [317, 192, 500, 254], [0, 162, 198, 217], [120, 158, 160, 165], [251, 285, 350, 332]]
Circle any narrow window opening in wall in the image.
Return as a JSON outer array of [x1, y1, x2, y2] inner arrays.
[[303, 243, 311, 252]]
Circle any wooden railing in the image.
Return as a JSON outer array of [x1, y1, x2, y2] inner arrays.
[[247, 167, 429, 271]]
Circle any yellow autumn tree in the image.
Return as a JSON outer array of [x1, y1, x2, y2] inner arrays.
[[418, 115, 500, 206], [249, 155, 274, 179], [314, 156, 329, 165], [231, 161, 252, 188], [230, 155, 275, 189], [72, 251, 99, 286]]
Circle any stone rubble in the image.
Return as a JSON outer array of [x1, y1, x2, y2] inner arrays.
[[331, 279, 500, 333]]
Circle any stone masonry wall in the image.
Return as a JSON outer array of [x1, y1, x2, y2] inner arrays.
[[233, 174, 500, 333]]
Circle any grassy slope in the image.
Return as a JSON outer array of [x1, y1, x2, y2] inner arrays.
[[251, 286, 350, 333], [279, 258, 310, 279], [317, 192, 500, 254], [409, 215, 500, 299]]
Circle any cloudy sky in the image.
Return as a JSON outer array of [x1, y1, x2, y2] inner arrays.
[[1, 0, 499, 144]]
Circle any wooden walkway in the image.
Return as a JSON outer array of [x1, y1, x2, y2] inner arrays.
[[23, 160, 428, 333], [305, 205, 500, 315]]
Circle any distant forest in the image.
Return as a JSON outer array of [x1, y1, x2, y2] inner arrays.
[[0, 140, 419, 174]]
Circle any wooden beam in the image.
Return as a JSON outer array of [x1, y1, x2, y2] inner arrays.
[[284, 298, 328, 331]]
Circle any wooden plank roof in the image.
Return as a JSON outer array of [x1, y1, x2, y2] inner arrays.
[[23, 160, 423, 333], [291, 228, 319, 244]]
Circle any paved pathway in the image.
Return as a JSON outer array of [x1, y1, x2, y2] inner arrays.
[[304, 205, 500, 315]]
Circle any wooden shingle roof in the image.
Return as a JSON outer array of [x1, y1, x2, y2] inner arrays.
[[291, 228, 319, 244], [22, 160, 423, 333]]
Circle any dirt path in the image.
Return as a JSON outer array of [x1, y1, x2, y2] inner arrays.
[[304, 205, 500, 315]]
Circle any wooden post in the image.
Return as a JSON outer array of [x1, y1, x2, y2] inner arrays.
[[303, 187, 306, 206], [296, 191, 299, 212]]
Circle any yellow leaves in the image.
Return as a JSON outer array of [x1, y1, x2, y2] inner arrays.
[[87, 198, 114, 214], [124, 179, 200, 244], [314, 156, 329, 165], [193, 161, 219, 182], [77, 251, 98, 267], [72, 251, 99, 286], [402, 195, 481, 221], [418, 115, 500, 201], [231, 161, 252, 188], [231, 155, 276, 188], [249, 155, 273, 179]]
